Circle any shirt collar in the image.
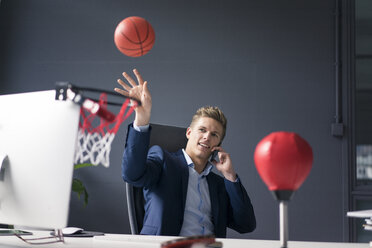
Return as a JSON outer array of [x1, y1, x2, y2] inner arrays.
[[182, 149, 213, 176]]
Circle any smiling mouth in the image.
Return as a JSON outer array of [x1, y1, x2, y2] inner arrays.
[[198, 143, 210, 150]]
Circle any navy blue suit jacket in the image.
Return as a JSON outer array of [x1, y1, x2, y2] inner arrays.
[[122, 124, 256, 238]]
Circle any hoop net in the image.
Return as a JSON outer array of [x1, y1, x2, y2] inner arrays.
[[74, 94, 135, 167]]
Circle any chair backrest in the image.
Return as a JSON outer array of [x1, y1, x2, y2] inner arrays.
[[126, 123, 188, 234]]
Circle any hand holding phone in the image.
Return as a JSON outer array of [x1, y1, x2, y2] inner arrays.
[[208, 147, 237, 182]]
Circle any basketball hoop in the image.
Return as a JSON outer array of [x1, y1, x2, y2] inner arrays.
[[55, 82, 137, 168], [75, 94, 134, 167]]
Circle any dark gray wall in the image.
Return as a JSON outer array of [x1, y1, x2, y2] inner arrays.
[[0, 0, 346, 242]]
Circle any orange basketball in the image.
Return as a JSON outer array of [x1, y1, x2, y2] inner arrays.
[[114, 16, 155, 57]]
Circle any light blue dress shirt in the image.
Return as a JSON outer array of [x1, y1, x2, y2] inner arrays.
[[179, 149, 214, 236]]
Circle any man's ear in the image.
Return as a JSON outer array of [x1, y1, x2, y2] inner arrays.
[[186, 127, 191, 139]]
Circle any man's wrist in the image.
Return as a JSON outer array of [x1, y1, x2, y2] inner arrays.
[[134, 115, 150, 127], [133, 122, 150, 132], [224, 172, 237, 182]]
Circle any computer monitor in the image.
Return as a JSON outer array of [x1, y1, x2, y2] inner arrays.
[[0, 90, 80, 229]]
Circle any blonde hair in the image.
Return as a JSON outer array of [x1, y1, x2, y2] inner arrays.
[[190, 106, 227, 141]]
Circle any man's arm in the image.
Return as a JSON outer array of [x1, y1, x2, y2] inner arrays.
[[211, 147, 256, 232], [225, 178, 256, 233], [122, 124, 164, 188], [116, 69, 160, 187]]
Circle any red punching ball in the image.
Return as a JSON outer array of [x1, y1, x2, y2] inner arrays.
[[254, 132, 313, 192]]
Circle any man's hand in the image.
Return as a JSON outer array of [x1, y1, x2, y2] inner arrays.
[[211, 147, 237, 182], [114, 69, 152, 126]]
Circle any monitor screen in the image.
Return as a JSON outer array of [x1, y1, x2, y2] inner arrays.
[[0, 90, 80, 229]]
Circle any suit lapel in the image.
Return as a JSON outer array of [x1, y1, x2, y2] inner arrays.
[[174, 150, 189, 212], [206, 174, 219, 227]]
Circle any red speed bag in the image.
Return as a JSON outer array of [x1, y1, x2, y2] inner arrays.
[[254, 132, 313, 191]]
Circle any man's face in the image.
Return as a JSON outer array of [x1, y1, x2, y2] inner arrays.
[[185, 117, 223, 161]]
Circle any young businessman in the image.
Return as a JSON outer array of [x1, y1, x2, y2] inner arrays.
[[115, 69, 256, 237]]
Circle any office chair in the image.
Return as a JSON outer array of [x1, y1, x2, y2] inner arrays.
[[125, 123, 188, 234]]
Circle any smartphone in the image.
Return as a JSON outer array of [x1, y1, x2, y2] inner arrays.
[[210, 150, 218, 162]]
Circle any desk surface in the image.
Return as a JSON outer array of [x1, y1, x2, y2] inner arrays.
[[0, 230, 368, 248]]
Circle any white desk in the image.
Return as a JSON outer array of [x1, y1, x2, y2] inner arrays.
[[0, 230, 368, 248]]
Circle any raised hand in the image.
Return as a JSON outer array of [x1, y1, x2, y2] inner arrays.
[[115, 68, 152, 126]]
